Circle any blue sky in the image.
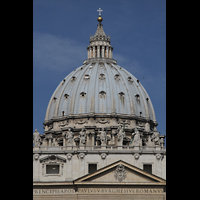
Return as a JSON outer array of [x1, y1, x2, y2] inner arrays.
[[33, 0, 166, 142]]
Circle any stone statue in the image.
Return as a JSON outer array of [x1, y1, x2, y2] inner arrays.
[[117, 125, 125, 145], [79, 128, 86, 145], [99, 127, 107, 145], [33, 129, 41, 147], [132, 128, 140, 146], [151, 131, 160, 145], [160, 137, 164, 148], [65, 128, 74, 145]]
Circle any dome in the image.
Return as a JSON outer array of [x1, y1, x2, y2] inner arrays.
[[45, 62, 156, 122], [43, 16, 157, 133]]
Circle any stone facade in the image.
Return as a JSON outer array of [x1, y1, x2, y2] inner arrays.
[[33, 160, 166, 200]]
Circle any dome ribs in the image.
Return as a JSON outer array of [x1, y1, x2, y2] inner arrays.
[[45, 62, 156, 123]]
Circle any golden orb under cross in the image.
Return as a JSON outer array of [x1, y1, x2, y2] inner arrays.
[[97, 16, 103, 22]]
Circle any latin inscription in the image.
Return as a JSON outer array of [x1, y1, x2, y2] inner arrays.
[[33, 189, 75, 195], [33, 188, 164, 195], [78, 188, 164, 194]]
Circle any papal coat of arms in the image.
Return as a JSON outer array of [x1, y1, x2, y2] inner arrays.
[[114, 164, 127, 182]]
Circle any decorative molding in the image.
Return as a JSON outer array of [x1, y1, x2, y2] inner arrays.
[[75, 119, 88, 125], [66, 153, 73, 160], [133, 153, 140, 160], [33, 153, 40, 161], [100, 153, 107, 159], [59, 120, 69, 127], [77, 153, 85, 159], [40, 155, 66, 163], [118, 119, 130, 125], [155, 153, 162, 160], [95, 118, 110, 124]]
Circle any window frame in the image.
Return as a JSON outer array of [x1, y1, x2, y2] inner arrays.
[[88, 162, 98, 174]]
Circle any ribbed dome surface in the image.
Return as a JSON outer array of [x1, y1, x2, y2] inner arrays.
[[45, 62, 156, 122]]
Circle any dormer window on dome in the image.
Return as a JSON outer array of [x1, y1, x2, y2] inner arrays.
[[119, 92, 125, 97], [71, 76, 76, 82], [99, 73, 105, 80], [114, 74, 120, 81], [80, 92, 86, 97], [99, 91, 106, 98], [127, 76, 133, 83], [64, 94, 69, 99], [135, 94, 140, 100], [84, 74, 90, 80]]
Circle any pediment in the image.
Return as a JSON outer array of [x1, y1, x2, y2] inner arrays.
[[74, 160, 165, 185], [39, 155, 66, 163]]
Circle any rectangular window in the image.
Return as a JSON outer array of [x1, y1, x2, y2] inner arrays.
[[143, 164, 152, 174], [88, 164, 97, 174], [46, 165, 59, 174]]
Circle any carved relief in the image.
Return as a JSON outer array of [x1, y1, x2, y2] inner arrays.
[[66, 153, 73, 160], [136, 121, 145, 127], [155, 153, 163, 160], [133, 153, 140, 160], [40, 155, 66, 163], [59, 120, 69, 127], [45, 124, 53, 131], [33, 153, 40, 161], [118, 119, 130, 125], [95, 118, 110, 124], [77, 153, 85, 159], [75, 119, 88, 125], [114, 164, 127, 182], [101, 153, 107, 159]]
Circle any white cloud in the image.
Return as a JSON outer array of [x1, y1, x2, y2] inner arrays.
[[33, 32, 86, 71]]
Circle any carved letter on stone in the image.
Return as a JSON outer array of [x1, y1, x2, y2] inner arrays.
[[114, 164, 127, 182]]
